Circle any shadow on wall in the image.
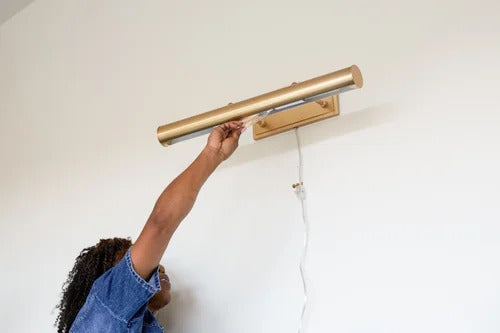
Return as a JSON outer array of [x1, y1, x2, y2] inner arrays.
[[156, 288, 194, 332], [221, 103, 399, 168], [156, 286, 219, 333]]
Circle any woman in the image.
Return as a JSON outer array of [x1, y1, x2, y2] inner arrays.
[[55, 121, 244, 332]]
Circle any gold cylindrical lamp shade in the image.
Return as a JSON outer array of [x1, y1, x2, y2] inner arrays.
[[157, 65, 363, 146]]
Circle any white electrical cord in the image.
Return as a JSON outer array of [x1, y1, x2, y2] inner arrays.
[[293, 127, 309, 333]]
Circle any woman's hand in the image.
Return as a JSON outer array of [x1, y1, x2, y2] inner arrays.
[[204, 121, 244, 163]]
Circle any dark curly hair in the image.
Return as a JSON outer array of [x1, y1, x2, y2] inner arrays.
[[55, 237, 133, 333]]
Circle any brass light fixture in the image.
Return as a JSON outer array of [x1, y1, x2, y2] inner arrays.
[[157, 65, 363, 146]]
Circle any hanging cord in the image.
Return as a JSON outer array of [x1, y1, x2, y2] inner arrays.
[[292, 127, 309, 333]]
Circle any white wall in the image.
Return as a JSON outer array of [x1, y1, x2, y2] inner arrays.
[[1, 0, 499, 332]]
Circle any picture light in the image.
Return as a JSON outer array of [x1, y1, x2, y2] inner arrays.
[[157, 65, 363, 146]]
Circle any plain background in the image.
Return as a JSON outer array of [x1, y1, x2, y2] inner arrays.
[[1, 0, 499, 332]]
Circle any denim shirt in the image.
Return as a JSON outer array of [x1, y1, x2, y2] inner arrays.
[[70, 247, 164, 332]]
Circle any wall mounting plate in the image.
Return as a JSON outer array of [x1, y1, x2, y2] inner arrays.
[[252, 95, 339, 140]]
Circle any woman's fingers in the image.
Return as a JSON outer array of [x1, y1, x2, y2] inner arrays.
[[219, 121, 243, 137], [222, 121, 243, 130], [232, 127, 243, 140]]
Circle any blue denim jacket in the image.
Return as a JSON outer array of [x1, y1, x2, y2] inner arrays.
[[70, 247, 164, 332]]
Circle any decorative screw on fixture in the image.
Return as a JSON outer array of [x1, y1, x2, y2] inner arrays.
[[315, 100, 328, 108]]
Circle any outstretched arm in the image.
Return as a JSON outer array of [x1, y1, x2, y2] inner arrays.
[[131, 121, 243, 279]]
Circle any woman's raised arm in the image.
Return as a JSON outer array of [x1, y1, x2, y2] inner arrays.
[[130, 121, 243, 279]]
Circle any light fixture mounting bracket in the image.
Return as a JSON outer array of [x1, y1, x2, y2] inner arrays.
[[252, 95, 339, 140]]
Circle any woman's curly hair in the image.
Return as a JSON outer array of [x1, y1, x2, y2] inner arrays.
[[55, 237, 133, 333]]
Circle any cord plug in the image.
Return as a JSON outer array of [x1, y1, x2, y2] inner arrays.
[[292, 182, 306, 200]]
